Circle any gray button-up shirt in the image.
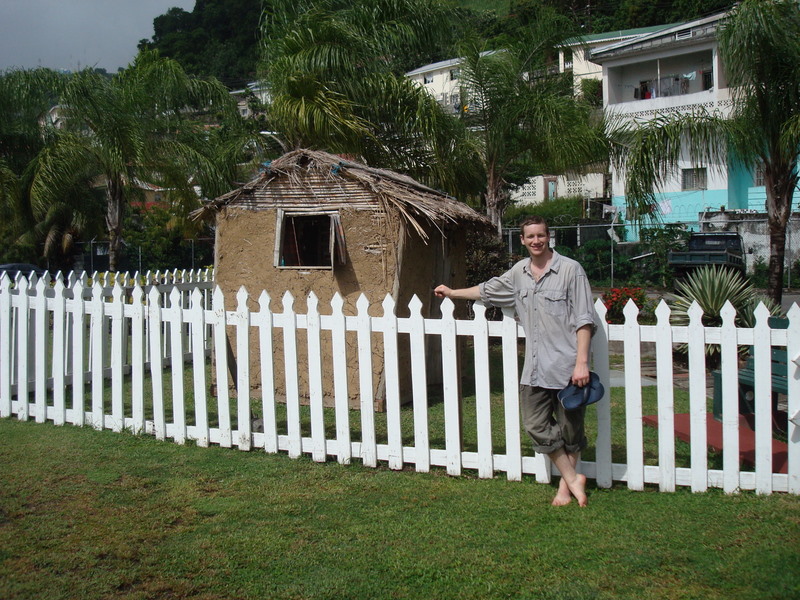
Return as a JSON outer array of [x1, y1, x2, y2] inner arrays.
[[478, 251, 595, 390]]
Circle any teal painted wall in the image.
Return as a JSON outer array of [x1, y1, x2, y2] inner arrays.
[[727, 163, 753, 210], [747, 184, 800, 211], [747, 187, 767, 210], [612, 189, 728, 240]]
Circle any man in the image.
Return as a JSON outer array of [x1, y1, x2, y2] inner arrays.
[[434, 216, 595, 507]]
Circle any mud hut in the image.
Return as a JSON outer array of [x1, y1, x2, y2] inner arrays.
[[197, 149, 491, 410]]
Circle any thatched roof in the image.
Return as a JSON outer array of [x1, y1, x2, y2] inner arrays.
[[192, 149, 490, 240]]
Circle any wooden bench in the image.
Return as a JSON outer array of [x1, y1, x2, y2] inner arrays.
[[711, 317, 788, 431]]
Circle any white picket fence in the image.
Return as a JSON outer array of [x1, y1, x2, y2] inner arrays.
[[1, 271, 798, 495]]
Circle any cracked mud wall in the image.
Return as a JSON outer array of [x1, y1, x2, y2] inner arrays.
[[213, 206, 463, 411]]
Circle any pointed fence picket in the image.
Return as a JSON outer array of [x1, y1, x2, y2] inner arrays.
[[148, 287, 166, 441], [35, 277, 49, 425], [356, 294, 377, 468], [331, 293, 351, 465], [788, 304, 800, 495], [654, 300, 676, 493], [472, 302, 493, 479], [52, 279, 66, 426], [591, 300, 613, 488], [257, 290, 278, 454], [622, 299, 645, 491], [687, 302, 708, 492], [165, 287, 185, 443], [235, 287, 252, 451], [281, 292, 302, 460], [15, 278, 30, 422], [0, 272, 798, 495], [190, 288, 209, 447]]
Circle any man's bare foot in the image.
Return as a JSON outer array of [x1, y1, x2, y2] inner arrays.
[[552, 481, 572, 506], [569, 473, 588, 507], [552, 475, 587, 506]]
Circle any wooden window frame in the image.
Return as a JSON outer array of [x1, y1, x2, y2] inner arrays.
[[274, 210, 347, 269]]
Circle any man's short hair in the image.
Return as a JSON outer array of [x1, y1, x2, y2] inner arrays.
[[519, 215, 550, 236]]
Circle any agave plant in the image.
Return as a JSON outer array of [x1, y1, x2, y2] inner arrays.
[[669, 265, 782, 357]]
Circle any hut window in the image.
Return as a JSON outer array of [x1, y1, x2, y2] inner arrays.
[[275, 212, 346, 268]]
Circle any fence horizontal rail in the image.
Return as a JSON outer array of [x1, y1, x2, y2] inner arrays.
[[1, 273, 798, 496]]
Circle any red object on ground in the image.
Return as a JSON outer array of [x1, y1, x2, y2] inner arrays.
[[642, 412, 788, 473]]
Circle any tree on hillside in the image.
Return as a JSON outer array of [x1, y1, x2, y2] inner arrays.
[[262, 0, 484, 199], [609, 0, 800, 304], [139, 0, 264, 86], [458, 8, 607, 232], [30, 51, 242, 271], [0, 68, 82, 265], [543, 0, 735, 33], [139, 0, 740, 86]]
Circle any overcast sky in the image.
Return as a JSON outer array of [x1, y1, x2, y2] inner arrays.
[[0, 0, 196, 73]]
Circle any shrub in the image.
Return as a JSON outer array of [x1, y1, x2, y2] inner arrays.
[[466, 230, 516, 287], [580, 78, 603, 108], [570, 239, 634, 286], [751, 255, 799, 289], [602, 286, 649, 324], [671, 265, 782, 327], [466, 230, 517, 321], [639, 224, 690, 288], [751, 255, 770, 289], [668, 265, 782, 362], [503, 197, 583, 227]]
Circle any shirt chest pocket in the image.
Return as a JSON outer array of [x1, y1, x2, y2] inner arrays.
[[516, 289, 531, 313], [540, 290, 567, 317]]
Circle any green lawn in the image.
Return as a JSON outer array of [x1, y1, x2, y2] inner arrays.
[[1, 418, 798, 600]]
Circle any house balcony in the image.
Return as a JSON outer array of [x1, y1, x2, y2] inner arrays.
[[607, 86, 732, 121]]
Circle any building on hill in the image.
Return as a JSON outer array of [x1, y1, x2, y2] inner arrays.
[[404, 51, 495, 115], [405, 51, 609, 208], [589, 11, 800, 236], [229, 81, 270, 119], [557, 24, 677, 98]]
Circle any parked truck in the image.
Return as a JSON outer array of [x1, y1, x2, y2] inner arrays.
[[667, 231, 746, 278]]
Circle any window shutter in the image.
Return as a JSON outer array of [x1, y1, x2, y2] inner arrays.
[[331, 214, 347, 266]]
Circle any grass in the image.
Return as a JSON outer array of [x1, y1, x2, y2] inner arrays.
[[7, 343, 793, 598], [1, 418, 799, 600]]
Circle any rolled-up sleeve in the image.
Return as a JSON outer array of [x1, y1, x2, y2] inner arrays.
[[479, 270, 518, 308], [570, 270, 595, 332]]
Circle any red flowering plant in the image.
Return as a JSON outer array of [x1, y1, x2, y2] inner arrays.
[[602, 287, 649, 324]]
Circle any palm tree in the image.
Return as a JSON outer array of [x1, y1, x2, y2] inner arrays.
[[31, 50, 241, 271], [0, 68, 71, 263], [261, 0, 484, 199], [610, 0, 800, 305], [458, 27, 607, 232]]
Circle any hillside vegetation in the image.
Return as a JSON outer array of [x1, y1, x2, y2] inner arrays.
[[139, 0, 736, 85]]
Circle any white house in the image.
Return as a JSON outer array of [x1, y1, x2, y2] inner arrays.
[[505, 25, 677, 207], [558, 24, 676, 97], [405, 51, 607, 207], [405, 53, 491, 114], [230, 81, 271, 119], [509, 173, 607, 206], [589, 12, 790, 230]]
